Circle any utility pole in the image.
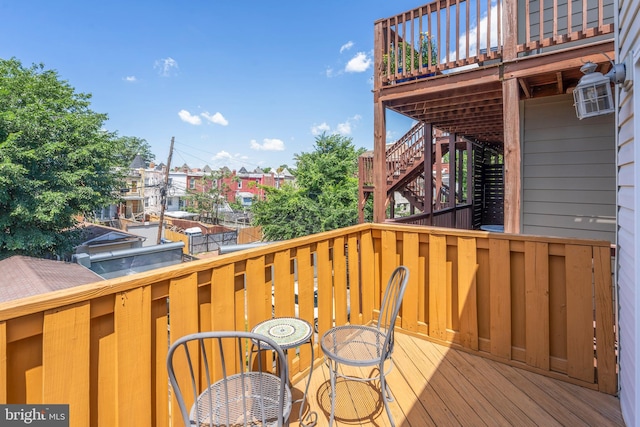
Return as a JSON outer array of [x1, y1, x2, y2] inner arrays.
[[156, 136, 174, 244]]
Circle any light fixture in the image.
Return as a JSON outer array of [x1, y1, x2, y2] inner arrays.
[[573, 60, 626, 120]]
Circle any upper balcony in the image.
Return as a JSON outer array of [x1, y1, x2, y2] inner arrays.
[[0, 223, 620, 426], [373, 0, 615, 146]]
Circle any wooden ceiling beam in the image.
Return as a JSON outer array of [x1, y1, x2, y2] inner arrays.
[[556, 71, 564, 94], [518, 78, 532, 98]]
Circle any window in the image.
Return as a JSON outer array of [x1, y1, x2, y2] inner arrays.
[[237, 181, 242, 189], [189, 178, 196, 189], [131, 181, 138, 192]]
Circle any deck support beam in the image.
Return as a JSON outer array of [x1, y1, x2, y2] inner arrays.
[[502, 78, 521, 233], [373, 100, 387, 223]]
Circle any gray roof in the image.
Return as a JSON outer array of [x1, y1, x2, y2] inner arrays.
[[129, 154, 146, 169], [0, 256, 104, 302]]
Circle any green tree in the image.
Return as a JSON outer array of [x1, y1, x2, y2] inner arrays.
[[0, 58, 129, 257], [113, 135, 156, 167], [184, 169, 236, 224], [252, 133, 365, 240]]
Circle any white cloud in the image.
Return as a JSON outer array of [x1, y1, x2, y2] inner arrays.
[[312, 116, 361, 136], [201, 111, 229, 126], [154, 57, 179, 76], [336, 122, 352, 135], [336, 114, 362, 135], [340, 41, 354, 53], [311, 122, 331, 135], [345, 52, 371, 73], [178, 110, 202, 125], [325, 67, 336, 78], [123, 76, 137, 82], [213, 151, 232, 160], [250, 138, 285, 151], [449, 3, 500, 61]]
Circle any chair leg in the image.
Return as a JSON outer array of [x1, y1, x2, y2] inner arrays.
[[328, 360, 337, 427], [380, 373, 396, 427]]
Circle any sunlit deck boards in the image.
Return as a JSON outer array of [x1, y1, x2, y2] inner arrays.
[[292, 332, 624, 426]]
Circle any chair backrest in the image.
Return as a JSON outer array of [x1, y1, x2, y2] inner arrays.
[[167, 331, 290, 426], [376, 265, 410, 356]]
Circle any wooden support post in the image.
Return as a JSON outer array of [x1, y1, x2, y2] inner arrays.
[[449, 133, 457, 227], [373, 100, 387, 223], [424, 123, 433, 225], [503, 78, 521, 233]]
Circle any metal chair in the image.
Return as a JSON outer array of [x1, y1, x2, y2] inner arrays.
[[167, 331, 292, 426], [320, 265, 409, 427]]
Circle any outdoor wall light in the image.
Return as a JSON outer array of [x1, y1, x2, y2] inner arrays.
[[573, 61, 626, 120]]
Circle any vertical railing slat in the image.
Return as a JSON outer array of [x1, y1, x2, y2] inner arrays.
[[168, 273, 199, 422], [346, 234, 361, 324], [489, 238, 512, 359], [116, 287, 152, 427], [457, 237, 479, 350], [565, 245, 596, 383], [524, 242, 550, 370], [594, 246, 617, 394], [429, 234, 448, 341], [94, 315, 116, 427], [152, 297, 169, 427], [296, 246, 313, 366], [466, 0, 471, 60], [43, 302, 90, 427], [402, 232, 420, 331], [316, 240, 333, 336], [360, 230, 376, 325]]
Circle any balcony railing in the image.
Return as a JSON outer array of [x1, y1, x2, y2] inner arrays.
[[375, 0, 614, 85], [0, 223, 616, 426]]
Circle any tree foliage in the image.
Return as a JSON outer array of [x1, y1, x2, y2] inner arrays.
[[251, 133, 365, 241], [113, 135, 156, 167], [183, 169, 237, 224], [0, 58, 132, 257]]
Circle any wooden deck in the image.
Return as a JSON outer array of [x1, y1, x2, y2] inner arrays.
[[291, 333, 624, 426]]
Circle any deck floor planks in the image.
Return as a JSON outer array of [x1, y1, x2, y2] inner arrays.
[[448, 344, 566, 426], [514, 365, 624, 426], [428, 337, 551, 427], [396, 333, 488, 426], [552, 376, 625, 425], [393, 331, 469, 426], [409, 335, 516, 427], [293, 332, 623, 426], [490, 355, 623, 426]]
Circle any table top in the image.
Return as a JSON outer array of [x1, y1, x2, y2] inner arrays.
[[252, 317, 313, 350]]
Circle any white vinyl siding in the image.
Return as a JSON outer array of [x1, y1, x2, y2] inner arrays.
[[521, 94, 616, 242], [617, 0, 640, 420]]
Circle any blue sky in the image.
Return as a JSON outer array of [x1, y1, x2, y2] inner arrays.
[[1, 1, 422, 171]]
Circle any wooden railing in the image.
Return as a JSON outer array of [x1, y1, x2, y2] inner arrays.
[[375, 0, 614, 85], [389, 204, 473, 228], [0, 223, 617, 427]]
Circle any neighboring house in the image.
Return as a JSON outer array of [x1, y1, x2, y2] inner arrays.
[[73, 241, 185, 280], [215, 167, 285, 204], [75, 223, 145, 255], [166, 171, 187, 212], [0, 256, 104, 302], [615, 0, 639, 424], [273, 167, 295, 189], [119, 154, 146, 220]]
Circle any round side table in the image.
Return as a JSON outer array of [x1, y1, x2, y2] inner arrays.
[[252, 317, 317, 427]]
